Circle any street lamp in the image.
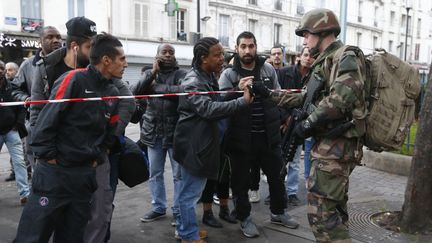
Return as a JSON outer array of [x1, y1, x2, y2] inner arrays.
[[404, 6, 411, 62]]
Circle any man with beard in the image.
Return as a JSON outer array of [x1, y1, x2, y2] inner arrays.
[[132, 44, 187, 228], [9, 26, 62, 181], [218, 31, 299, 238], [30, 17, 97, 128], [15, 33, 126, 243]]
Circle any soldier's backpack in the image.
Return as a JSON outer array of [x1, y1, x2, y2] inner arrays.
[[331, 47, 421, 152]]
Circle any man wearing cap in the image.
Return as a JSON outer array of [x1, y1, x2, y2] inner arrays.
[[30, 17, 98, 129], [253, 8, 367, 242]]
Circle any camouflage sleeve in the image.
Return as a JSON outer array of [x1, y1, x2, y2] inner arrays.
[[308, 51, 367, 125], [269, 90, 304, 109]]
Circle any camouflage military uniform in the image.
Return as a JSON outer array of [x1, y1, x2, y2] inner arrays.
[[272, 40, 367, 243]]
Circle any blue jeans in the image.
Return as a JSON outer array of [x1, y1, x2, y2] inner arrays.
[[285, 145, 302, 196], [148, 139, 181, 216], [0, 130, 30, 199], [176, 166, 207, 241], [304, 137, 315, 180]]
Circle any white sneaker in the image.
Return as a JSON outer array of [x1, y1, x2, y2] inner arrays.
[[249, 190, 260, 203]]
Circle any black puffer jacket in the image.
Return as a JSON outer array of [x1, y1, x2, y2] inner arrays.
[[0, 76, 26, 135], [173, 68, 248, 179], [132, 67, 187, 148]]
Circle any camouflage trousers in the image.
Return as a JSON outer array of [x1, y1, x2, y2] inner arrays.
[[306, 159, 356, 243]]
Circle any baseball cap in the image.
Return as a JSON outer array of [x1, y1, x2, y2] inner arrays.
[[66, 16, 97, 38]]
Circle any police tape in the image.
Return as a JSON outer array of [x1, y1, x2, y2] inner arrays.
[[0, 89, 303, 107]]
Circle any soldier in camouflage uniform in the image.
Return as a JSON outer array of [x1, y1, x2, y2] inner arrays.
[[254, 8, 367, 243]]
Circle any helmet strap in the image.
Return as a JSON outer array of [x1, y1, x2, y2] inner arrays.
[[309, 32, 331, 58]]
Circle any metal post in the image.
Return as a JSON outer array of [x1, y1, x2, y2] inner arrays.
[[197, 0, 201, 33], [339, 0, 348, 43], [404, 7, 411, 62], [405, 6, 411, 152]]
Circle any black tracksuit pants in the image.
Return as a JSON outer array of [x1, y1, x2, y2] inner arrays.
[[229, 133, 287, 221], [14, 161, 97, 243]]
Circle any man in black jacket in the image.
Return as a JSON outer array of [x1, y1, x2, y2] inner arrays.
[[218, 31, 299, 238], [0, 74, 30, 204], [8, 26, 61, 181], [133, 44, 187, 224], [14, 33, 126, 243]]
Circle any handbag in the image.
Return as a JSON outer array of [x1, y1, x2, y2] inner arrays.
[[118, 136, 150, 187]]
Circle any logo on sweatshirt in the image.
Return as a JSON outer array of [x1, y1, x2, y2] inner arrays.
[[39, 196, 49, 206]]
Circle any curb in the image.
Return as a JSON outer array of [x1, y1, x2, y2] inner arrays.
[[362, 148, 412, 176]]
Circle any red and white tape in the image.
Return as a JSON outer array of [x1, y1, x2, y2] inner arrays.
[[0, 89, 302, 107]]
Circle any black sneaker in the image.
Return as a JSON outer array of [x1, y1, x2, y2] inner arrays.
[[203, 210, 223, 228], [140, 211, 166, 222], [219, 206, 237, 224], [287, 195, 300, 206], [5, 173, 15, 182]]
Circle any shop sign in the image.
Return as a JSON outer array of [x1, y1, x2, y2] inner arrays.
[[0, 32, 41, 49]]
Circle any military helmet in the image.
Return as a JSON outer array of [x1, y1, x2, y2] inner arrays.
[[295, 8, 341, 37]]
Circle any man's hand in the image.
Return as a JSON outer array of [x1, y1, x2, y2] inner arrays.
[[24, 97, 31, 108], [47, 159, 57, 165], [238, 76, 254, 90], [292, 119, 313, 144], [151, 57, 161, 77], [252, 81, 271, 98], [243, 84, 254, 104]]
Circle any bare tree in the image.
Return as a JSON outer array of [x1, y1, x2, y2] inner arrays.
[[400, 63, 432, 233]]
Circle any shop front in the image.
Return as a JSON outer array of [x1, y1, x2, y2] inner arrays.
[[0, 32, 41, 65]]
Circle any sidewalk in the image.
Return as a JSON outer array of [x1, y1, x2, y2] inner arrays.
[[0, 123, 421, 242]]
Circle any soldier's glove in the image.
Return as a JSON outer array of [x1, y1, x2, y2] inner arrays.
[[292, 119, 314, 145], [252, 81, 271, 98]]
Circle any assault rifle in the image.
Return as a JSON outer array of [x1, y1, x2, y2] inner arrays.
[[280, 73, 324, 178]]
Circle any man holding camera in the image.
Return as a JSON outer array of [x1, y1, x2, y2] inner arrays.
[[218, 31, 299, 238]]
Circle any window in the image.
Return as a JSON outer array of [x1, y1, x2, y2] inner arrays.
[[134, 1, 148, 37], [414, 43, 420, 61], [356, 32, 362, 47], [68, 0, 85, 19], [417, 18, 421, 38], [219, 14, 229, 46], [374, 6, 378, 27], [401, 14, 406, 28], [274, 23, 282, 46], [275, 0, 282, 10], [388, 40, 393, 52], [390, 11, 395, 27], [407, 15, 412, 35], [248, 0, 257, 5], [248, 19, 257, 34], [399, 42, 404, 59], [358, 1, 363, 23], [373, 36, 378, 50], [176, 9, 187, 41], [21, 0, 41, 18]]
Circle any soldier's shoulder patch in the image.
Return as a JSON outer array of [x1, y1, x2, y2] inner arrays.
[[338, 51, 358, 75]]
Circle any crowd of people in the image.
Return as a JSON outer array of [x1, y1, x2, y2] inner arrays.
[[0, 7, 368, 243]]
